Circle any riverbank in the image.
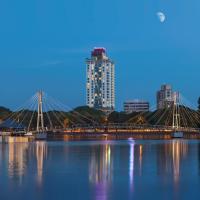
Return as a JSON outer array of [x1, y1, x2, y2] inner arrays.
[[1, 131, 200, 143]]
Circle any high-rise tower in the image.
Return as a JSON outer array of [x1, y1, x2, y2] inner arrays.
[[86, 48, 115, 111], [157, 84, 180, 109]]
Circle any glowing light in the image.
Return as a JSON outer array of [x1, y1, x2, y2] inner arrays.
[[129, 141, 135, 190]]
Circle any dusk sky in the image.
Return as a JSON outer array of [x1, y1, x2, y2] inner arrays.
[[0, 0, 200, 110]]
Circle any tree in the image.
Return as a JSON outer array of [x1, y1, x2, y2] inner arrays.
[[198, 97, 200, 111], [0, 106, 12, 120]]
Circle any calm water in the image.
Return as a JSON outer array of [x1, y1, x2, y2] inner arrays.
[[0, 139, 200, 200]]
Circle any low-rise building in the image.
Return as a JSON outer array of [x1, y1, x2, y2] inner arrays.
[[124, 100, 149, 113]]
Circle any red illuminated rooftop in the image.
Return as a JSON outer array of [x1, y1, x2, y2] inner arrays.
[[91, 47, 106, 57]]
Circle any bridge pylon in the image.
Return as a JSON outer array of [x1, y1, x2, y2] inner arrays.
[[36, 91, 45, 132], [172, 93, 181, 131]]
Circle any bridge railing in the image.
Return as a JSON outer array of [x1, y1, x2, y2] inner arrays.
[[67, 123, 200, 133], [13, 123, 200, 134]]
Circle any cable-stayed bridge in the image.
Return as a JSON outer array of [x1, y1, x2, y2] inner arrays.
[[0, 91, 200, 138]]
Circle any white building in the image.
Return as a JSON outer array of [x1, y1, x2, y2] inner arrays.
[[157, 84, 180, 109], [124, 100, 149, 113], [86, 48, 115, 111]]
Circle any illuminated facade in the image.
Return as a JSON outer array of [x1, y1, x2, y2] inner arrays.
[[124, 100, 149, 113], [86, 48, 115, 111]]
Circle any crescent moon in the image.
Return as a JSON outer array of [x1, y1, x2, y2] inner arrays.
[[157, 12, 166, 23]]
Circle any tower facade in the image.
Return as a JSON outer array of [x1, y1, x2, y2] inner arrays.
[[157, 84, 180, 109], [86, 48, 115, 111]]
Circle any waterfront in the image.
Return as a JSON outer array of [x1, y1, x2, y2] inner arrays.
[[0, 139, 200, 200]]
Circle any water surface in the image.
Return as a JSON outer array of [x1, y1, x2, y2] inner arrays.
[[0, 139, 199, 200]]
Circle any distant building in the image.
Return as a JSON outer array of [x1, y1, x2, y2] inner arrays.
[[157, 84, 180, 109], [86, 48, 115, 111], [124, 100, 150, 113]]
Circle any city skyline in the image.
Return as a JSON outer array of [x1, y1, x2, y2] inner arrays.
[[0, 43, 198, 111], [0, 79, 198, 112], [0, 0, 200, 110], [0, 55, 198, 111]]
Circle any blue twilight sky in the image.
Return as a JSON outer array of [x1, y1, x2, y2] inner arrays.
[[0, 0, 200, 111]]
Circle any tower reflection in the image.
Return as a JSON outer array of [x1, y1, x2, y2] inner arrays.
[[35, 141, 47, 185], [157, 140, 188, 185], [129, 141, 135, 190], [8, 143, 28, 181], [139, 144, 143, 176], [171, 140, 188, 184], [89, 144, 112, 200]]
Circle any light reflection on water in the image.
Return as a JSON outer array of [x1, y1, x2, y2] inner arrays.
[[7, 142, 48, 185], [129, 141, 135, 191], [36, 141, 47, 185], [8, 143, 28, 181], [89, 144, 112, 200], [0, 139, 199, 200]]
